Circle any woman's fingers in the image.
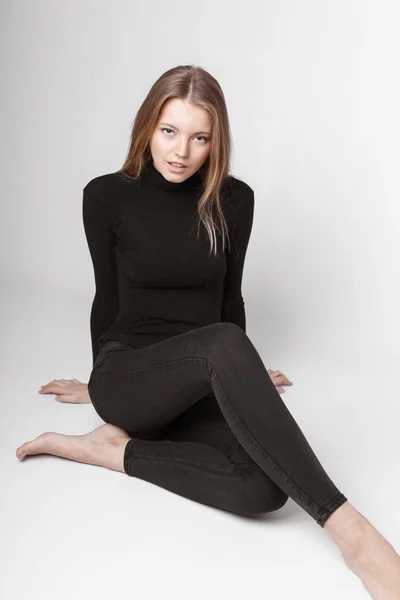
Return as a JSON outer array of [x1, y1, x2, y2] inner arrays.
[[39, 384, 62, 393], [276, 376, 292, 385], [55, 394, 76, 403], [39, 381, 85, 397], [39, 382, 72, 393], [271, 371, 293, 385], [40, 379, 81, 391], [40, 379, 66, 389]]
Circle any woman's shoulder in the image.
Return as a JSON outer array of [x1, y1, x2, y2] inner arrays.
[[83, 170, 137, 197], [221, 173, 255, 212]]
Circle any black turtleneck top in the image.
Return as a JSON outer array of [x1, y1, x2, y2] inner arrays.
[[82, 159, 254, 367]]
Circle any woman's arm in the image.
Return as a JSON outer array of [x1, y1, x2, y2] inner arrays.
[[221, 185, 255, 333], [82, 184, 119, 367]]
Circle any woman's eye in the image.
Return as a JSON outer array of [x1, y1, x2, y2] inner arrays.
[[161, 128, 209, 143]]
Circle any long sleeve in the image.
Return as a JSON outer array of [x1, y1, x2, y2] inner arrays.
[[221, 186, 255, 333], [82, 185, 120, 367]]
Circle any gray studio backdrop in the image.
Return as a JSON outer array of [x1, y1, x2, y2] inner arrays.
[[1, 1, 399, 600]]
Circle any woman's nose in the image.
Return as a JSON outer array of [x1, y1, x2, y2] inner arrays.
[[175, 139, 190, 157]]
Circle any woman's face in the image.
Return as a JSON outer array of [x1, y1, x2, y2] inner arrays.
[[149, 97, 212, 183]]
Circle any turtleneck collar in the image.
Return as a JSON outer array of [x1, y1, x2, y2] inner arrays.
[[141, 158, 204, 194]]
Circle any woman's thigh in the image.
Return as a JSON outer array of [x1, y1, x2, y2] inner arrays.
[[88, 323, 250, 438]]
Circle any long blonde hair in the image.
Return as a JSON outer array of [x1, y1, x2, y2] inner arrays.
[[118, 65, 234, 257]]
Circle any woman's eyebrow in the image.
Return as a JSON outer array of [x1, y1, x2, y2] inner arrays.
[[160, 122, 211, 135]]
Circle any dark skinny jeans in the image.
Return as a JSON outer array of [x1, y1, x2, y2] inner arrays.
[[88, 322, 348, 526]]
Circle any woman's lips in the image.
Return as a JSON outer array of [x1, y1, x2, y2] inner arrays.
[[167, 162, 187, 171]]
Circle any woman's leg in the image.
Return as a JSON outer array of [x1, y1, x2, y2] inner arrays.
[[123, 394, 289, 518], [88, 322, 347, 527], [16, 324, 400, 599]]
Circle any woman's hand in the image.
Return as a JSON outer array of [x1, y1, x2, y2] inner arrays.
[[38, 379, 92, 404], [268, 369, 293, 394]]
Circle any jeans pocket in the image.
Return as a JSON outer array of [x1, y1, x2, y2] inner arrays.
[[94, 341, 131, 370]]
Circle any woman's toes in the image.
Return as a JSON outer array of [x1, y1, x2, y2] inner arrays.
[[16, 443, 32, 459], [16, 433, 50, 459]]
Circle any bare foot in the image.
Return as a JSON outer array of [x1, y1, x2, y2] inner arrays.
[[16, 424, 131, 473], [339, 514, 400, 599]]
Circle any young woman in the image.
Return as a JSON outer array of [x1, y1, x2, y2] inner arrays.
[[17, 65, 400, 597]]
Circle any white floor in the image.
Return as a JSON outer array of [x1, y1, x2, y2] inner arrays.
[[2, 282, 399, 600]]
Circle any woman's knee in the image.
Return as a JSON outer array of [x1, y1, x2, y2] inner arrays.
[[205, 322, 255, 370], [209, 322, 247, 349], [234, 473, 290, 516]]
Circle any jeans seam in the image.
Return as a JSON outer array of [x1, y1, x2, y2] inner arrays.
[[206, 362, 328, 519], [91, 356, 210, 377], [316, 492, 348, 526], [124, 452, 237, 476]]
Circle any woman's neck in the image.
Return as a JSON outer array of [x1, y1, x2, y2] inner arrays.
[[141, 158, 204, 194]]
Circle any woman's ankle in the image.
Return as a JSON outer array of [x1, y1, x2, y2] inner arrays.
[[323, 501, 368, 559]]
